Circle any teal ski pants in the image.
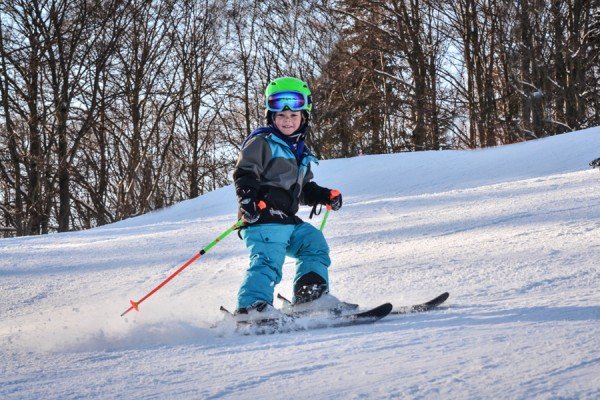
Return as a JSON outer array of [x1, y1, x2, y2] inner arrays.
[[237, 223, 331, 309]]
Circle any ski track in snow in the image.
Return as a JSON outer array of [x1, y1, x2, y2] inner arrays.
[[1, 128, 599, 399]]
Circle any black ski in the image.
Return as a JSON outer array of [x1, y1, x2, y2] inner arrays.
[[390, 292, 449, 315], [219, 303, 393, 335], [216, 292, 449, 335], [277, 291, 449, 316]]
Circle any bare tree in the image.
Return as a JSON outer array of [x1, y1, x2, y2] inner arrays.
[[319, 0, 449, 153], [172, 0, 225, 198], [110, 0, 180, 219], [0, 2, 47, 235]]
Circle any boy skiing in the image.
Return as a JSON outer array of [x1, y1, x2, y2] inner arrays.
[[233, 76, 344, 321]]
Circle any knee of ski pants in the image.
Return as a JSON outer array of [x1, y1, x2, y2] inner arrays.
[[287, 222, 331, 288], [238, 224, 295, 308]]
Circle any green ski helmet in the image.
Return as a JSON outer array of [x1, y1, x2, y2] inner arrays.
[[264, 76, 313, 114]]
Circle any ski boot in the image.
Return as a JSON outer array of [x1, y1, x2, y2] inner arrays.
[[284, 272, 359, 316], [234, 300, 286, 324]]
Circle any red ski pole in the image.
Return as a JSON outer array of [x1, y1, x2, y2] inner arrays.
[[120, 202, 265, 317]]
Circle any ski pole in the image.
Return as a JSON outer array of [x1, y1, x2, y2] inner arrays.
[[120, 201, 266, 317], [319, 205, 332, 231], [319, 190, 340, 231]]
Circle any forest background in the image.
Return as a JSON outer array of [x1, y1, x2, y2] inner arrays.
[[0, 0, 597, 236]]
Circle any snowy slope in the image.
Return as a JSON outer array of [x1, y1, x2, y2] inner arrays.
[[1, 127, 599, 399]]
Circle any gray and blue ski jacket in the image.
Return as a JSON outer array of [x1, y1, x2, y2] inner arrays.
[[233, 127, 331, 225]]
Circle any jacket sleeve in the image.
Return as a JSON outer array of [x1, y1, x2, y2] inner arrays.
[[233, 136, 271, 199]]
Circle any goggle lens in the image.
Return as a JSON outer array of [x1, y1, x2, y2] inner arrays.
[[266, 91, 309, 112]]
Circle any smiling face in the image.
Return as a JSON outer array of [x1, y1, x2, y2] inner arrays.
[[273, 110, 302, 136]]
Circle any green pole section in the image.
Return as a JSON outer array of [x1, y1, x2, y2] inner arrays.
[[319, 205, 333, 231]]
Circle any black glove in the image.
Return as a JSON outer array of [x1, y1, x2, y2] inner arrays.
[[238, 188, 261, 224], [240, 198, 260, 224], [329, 189, 342, 211]]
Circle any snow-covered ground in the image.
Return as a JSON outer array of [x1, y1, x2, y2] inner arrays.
[[1, 127, 599, 399]]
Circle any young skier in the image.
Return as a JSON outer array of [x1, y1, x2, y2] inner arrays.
[[233, 76, 344, 321]]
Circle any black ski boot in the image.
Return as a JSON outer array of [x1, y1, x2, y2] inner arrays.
[[288, 272, 358, 316], [294, 272, 328, 304], [234, 300, 284, 323]]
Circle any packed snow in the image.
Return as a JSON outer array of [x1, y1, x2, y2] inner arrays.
[[1, 127, 599, 399]]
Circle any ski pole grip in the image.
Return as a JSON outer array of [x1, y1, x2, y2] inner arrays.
[[257, 200, 267, 210], [329, 189, 341, 200]]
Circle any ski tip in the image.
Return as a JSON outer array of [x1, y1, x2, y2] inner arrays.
[[276, 293, 292, 304], [377, 302, 393, 314], [423, 292, 450, 306], [353, 302, 394, 320], [220, 306, 234, 315]]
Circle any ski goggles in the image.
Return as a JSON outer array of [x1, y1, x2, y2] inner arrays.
[[266, 91, 311, 112]]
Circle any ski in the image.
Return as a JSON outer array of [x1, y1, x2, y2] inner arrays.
[[216, 292, 449, 335], [277, 291, 449, 316], [390, 292, 450, 315], [219, 302, 393, 335]]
